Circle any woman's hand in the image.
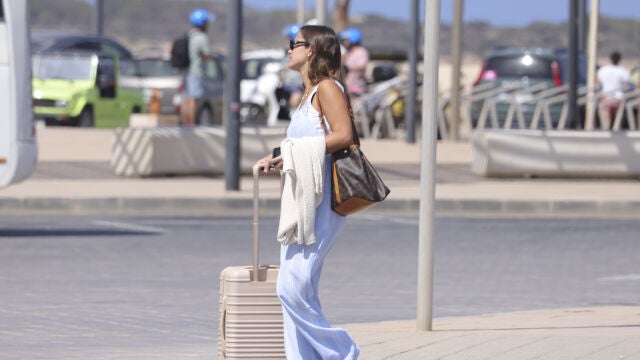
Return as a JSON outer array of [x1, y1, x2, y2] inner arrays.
[[256, 153, 283, 174]]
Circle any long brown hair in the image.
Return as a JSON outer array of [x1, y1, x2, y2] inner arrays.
[[299, 25, 344, 87]]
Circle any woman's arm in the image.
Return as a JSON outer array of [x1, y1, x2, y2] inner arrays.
[[256, 151, 283, 174], [313, 79, 353, 154]]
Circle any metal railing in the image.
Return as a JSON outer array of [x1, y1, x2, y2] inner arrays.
[[607, 89, 640, 130], [351, 81, 640, 140]]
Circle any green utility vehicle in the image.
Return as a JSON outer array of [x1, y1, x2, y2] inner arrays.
[[32, 52, 145, 128]]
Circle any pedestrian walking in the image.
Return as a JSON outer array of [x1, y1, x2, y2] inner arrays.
[[258, 24, 360, 359], [181, 8, 213, 126]]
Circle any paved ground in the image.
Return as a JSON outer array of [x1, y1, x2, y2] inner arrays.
[[3, 127, 640, 218], [2, 127, 640, 359], [345, 306, 640, 359]]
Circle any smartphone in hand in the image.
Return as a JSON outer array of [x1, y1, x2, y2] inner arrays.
[[270, 147, 281, 169]]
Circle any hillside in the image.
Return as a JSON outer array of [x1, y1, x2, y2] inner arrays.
[[31, 0, 640, 62]]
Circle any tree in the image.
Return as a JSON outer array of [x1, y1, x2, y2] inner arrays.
[[333, 0, 350, 32]]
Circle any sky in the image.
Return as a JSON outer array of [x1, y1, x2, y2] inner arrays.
[[243, 0, 640, 27]]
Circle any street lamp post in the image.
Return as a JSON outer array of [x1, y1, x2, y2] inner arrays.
[[225, 0, 242, 190], [417, 0, 440, 332]]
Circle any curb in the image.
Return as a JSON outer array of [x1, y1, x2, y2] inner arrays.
[[3, 197, 640, 217]]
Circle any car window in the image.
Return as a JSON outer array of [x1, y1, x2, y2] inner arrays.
[[205, 59, 221, 80], [136, 59, 181, 77], [34, 54, 94, 81], [99, 42, 129, 59], [486, 55, 553, 79], [0, 1, 5, 21], [68, 41, 102, 53], [242, 59, 265, 80]]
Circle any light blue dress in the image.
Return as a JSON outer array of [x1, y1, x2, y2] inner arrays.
[[276, 82, 360, 360]]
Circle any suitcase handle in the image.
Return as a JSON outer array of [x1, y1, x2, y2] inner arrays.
[[252, 163, 262, 278], [252, 163, 284, 280]]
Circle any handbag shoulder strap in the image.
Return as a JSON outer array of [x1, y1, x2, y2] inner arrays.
[[316, 79, 361, 146]]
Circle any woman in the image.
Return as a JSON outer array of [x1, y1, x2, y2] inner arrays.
[[341, 27, 369, 97], [259, 25, 360, 359]]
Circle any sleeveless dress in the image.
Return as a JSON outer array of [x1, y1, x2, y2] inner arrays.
[[276, 81, 360, 360]]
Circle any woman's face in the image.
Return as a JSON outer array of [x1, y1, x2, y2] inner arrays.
[[288, 33, 310, 72]]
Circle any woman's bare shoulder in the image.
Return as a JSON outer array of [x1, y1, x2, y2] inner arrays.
[[317, 78, 344, 99], [318, 78, 342, 91]]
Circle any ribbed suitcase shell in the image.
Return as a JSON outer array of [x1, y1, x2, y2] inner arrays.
[[218, 164, 285, 359]]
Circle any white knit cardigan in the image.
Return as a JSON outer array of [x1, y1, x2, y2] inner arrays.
[[277, 136, 326, 245]]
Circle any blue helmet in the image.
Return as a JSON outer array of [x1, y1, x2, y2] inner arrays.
[[341, 28, 362, 44], [190, 9, 213, 27], [283, 23, 301, 41]]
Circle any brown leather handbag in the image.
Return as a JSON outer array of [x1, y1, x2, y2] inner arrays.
[[317, 85, 390, 216]]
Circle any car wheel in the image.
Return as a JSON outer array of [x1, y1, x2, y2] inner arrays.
[[76, 107, 94, 127], [196, 104, 214, 126]]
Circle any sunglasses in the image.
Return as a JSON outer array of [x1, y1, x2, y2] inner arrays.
[[289, 40, 310, 51]]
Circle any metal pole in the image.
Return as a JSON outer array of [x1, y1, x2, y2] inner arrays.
[[316, 0, 327, 25], [297, 0, 305, 25], [585, 0, 599, 130], [449, 0, 463, 140], [578, 0, 587, 54], [417, 0, 440, 332], [225, 0, 242, 190], [92, 0, 104, 36], [405, 0, 419, 143], [568, 0, 580, 129]]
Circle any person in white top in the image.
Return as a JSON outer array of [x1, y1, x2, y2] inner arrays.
[[597, 51, 630, 129], [257, 25, 360, 360]]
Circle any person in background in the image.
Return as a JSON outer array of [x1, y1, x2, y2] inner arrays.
[[341, 27, 369, 97], [597, 50, 630, 129], [279, 23, 304, 116], [258, 25, 360, 359], [181, 8, 214, 126]]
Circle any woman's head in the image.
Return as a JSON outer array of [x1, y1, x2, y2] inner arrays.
[[297, 25, 342, 85]]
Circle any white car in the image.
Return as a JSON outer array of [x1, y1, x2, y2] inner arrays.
[[120, 52, 182, 115]]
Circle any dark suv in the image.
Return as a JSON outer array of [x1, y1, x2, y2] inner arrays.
[[31, 32, 134, 73], [471, 47, 563, 128]]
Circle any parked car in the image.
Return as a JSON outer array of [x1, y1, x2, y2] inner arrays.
[[554, 48, 587, 85], [120, 52, 182, 115], [172, 55, 225, 125], [471, 47, 564, 128], [32, 52, 145, 127], [31, 32, 135, 73]]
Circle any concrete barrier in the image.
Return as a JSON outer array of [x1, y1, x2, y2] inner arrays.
[[111, 126, 286, 177], [129, 114, 179, 127], [471, 129, 640, 178]]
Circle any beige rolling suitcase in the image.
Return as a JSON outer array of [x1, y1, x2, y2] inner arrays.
[[218, 164, 285, 359]]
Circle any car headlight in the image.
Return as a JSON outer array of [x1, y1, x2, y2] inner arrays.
[[54, 99, 68, 108]]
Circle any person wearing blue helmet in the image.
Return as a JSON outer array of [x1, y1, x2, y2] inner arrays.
[[278, 23, 304, 117], [341, 27, 369, 96], [181, 8, 214, 126], [283, 23, 301, 41]]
